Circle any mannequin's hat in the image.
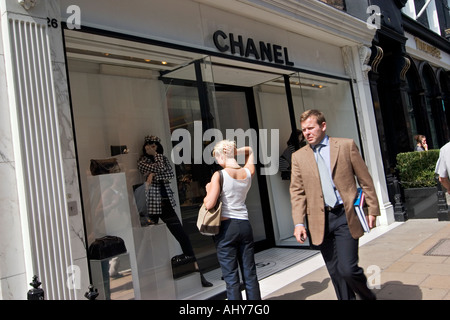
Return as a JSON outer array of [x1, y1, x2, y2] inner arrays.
[[145, 135, 161, 143]]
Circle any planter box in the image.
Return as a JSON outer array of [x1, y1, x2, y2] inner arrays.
[[404, 187, 438, 219]]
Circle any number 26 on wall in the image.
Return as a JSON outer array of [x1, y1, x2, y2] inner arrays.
[[47, 17, 58, 29]]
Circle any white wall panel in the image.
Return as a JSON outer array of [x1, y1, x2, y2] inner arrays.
[[4, 13, 74, 300]]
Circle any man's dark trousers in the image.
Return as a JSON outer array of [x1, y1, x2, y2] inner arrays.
[[319, 206, 376, 300]]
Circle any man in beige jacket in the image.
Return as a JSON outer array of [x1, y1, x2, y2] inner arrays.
[[290, 109, 379, 300]]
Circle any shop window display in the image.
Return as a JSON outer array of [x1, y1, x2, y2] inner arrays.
[[66, 29, 360, 299]]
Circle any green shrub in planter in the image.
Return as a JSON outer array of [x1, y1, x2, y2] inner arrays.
[[396, 150, 440, 188]]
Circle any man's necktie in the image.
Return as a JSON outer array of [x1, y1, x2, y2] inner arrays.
[[315, 144, 338, 208]]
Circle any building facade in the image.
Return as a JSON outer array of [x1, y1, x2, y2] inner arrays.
[[0, 0, 394, 299], [364, 0, 450, 220]]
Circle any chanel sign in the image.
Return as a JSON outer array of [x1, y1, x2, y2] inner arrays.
[[213, 30, 294, 66]]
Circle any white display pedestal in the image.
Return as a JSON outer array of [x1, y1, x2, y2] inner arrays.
[[87, 173, 175, 299], [90, 253, 132, 300], [174, 272, 202, 299], [132, 224, 176, 299]]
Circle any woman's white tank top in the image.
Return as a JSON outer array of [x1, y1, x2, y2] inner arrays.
[[220, 168, 252, 220]]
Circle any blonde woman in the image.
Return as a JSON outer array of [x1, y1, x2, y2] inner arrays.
[[203, 140, 261, 300]]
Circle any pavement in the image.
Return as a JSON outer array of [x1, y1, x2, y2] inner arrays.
[[260, 218, 450, 300]]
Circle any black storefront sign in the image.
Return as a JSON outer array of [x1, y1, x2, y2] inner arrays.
[[213, 30, 294, 66]]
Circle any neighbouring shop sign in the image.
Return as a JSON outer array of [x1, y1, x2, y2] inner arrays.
[[414, 37, 441, 59], [213, 30, 294, 66]]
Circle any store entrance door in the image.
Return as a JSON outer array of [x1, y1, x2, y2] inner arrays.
[[212, 86, 272, 248], [160, 57, 221, 271], [160, 58, 274, 272]]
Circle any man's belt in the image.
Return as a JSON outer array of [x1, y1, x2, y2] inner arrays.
[[325, 203, 344, 213]]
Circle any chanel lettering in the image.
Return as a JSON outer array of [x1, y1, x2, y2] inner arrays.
[[213, 30, 294, 66]]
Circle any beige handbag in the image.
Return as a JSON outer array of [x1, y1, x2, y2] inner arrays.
[[197, 170, 223, 236]]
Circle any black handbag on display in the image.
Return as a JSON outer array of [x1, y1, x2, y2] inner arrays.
[[88, 236, 127, 260], [171, 254, 196, 279], [89, 158, 120, 176]]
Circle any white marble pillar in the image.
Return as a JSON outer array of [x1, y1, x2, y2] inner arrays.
[[342, 45, 395, 226], [0, 0, 88, 299]]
